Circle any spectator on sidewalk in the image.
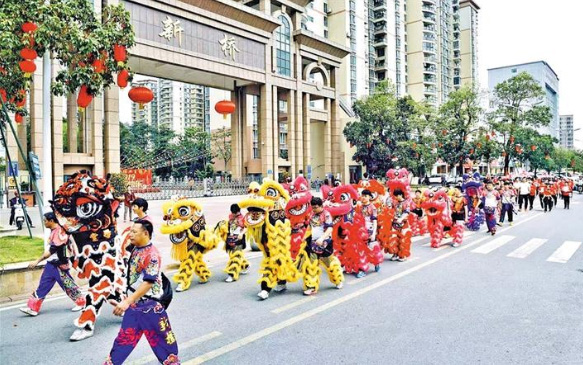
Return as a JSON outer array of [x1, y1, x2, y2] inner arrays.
[[105, 220, 179, 365], [123, 189, 136, 222], [19, 212, 85, 317]]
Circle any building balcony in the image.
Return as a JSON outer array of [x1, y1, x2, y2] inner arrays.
[[373, 11, 385, 21], [424, 65, 437, 74], [423, 13, 436, 23], [422, 5, 436, 13], [373, 37, 387, 46], [373, 0, 386, 9], [424, 86, 437, 94], [423, 43, 436, 54], [423, 25, 436, 33], [425, 56, 437, 64], [423, 34, 436, 42], [374, 25, 388, 34], [423, 0, 436, 4], [424, 76, 437, 84]]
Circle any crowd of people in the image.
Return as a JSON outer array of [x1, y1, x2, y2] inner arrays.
[[13, 169, 578, 364]]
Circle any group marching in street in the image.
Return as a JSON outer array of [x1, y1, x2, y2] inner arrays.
[[15, 169, 577, 364]]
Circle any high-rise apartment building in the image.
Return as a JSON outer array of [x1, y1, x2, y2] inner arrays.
[[183, 84, 210, 133], [457, 0, 479, 88], [488, 61, 559, 139], [559, 115, 574, 150]]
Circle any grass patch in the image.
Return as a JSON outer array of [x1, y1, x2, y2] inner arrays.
[[0, 236, 45, 266]]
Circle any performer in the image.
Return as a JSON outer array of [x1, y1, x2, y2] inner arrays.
[[20, 212, 85, 317], [463, 174, 485, 231], [356, 189, 381, 273], [482, 180, 500, 235], [410, 189, 427, 236], [296, 197, 344, 295], [499, 182, 516, 226], [51, 171, 129, 341], [160, 198, 221, 292], [240, 179, 299, 300], [560, 179, 572, 209], [220, 204, 249, 282], [450, 186, 467, 247], [422, 189, 463, 248], [105, 220, 179, 365], [387, 189, 413, 259], [284, 176, 313, 261]]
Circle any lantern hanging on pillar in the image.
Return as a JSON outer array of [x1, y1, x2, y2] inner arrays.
[[129, 86, 154, 109], [19, 60, 36, 78], [77, 85, 93, 110], [215, 100, 236, 119], [15, 112, 24, 124]]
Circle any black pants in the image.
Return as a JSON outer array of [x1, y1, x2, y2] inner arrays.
[[518, 194, 529, 210], [553, 195, 558, 206], [543, 196, 553, 212], [563, 195, 570, 209], [539, 194, 544, 208], [528, 195, 535, 210], [500, 203, 514, 223]]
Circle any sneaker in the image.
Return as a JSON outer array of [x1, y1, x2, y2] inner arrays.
[[336, 281, 344, 289], [19, 307, 38, 317], [175, 283, 185, 292], [225, 276, 234, 283], [241, 266, 250, 275], [452, 243, 461, 248], [374, 264, 381, 272], [510, 222, 514, 226], [355, 271, 366, 278], [497, 222, 503, 227], [71, 305, 84, 312], [397, 257, 407, 262], [257, 290, 269, 300], [303, 288, 316, 296], [69, 328, 94, 341], [274, 284, 287, 292], [491, 231, 496, 236], [390, 254, 399, 261]]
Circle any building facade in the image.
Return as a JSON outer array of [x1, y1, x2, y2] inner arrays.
[[559, 115, 574, 150], [488, 61, 560, 139]]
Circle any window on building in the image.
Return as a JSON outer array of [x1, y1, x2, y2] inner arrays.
[[324, 16, 328, 27], [275, 15, 292, 76], [511, 68, 517, 73], [252, 95, 260, 159], [376, 48, 385, 57], [324, 30, 329, 38]]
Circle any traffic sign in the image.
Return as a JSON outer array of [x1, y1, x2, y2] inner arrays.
[[29, 152, 42, 180]]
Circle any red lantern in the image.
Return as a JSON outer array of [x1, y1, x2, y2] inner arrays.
[[438, 143, 443, 148], [442, 130, 447, 136], [16, 97, 26, 108], [20, 48, 37, 60], [0, 88, 6, 103], [22, 22, 38, 33], [113, 44, 127, 66], [15, 113, 24, 124], [19, 60, 36, 77], [491, 131, 496, 137], [77, 85, 93, 109], [129, 86, 154, 109], [531, 145, 537, 152], [117, 69, 129, 88], [214, 100, 236, 119], [92, 59, 105, 73]]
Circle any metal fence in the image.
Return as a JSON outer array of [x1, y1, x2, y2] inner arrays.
[[136, 177, 262, 201]]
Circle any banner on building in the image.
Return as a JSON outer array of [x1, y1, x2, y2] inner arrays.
[[122, 168, 153, 186]]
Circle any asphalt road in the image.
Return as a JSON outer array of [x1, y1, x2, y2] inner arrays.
[[1, 194, 582, 364]]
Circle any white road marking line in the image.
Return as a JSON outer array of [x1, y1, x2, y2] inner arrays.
[[271, 297, 316, 314], [183, 213, 543, 365], [471, 235, 515, 254], [507, 238, 547, 259], [547, 241, 582, 263], [127, 331, 222, 365]]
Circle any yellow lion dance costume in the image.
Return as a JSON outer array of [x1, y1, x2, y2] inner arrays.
[[239, 179, 300, 300], [160, 198, 222, 292]]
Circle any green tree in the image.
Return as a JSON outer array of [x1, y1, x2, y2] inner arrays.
[[488, 72, 552, 174], [211, 127, 232, 173], [472, 128, 502, 176], [435, 86, 483, 176], [508, 127, 556, 176], [551, 147, 575, 175], [0, 0, 134, 117]]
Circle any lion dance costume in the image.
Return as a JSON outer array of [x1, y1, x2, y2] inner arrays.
[[287, 177, 344, 294], [322, 184, 384, 275], [384, 168, 414, 260], [239, 179, 300, 299], [422, 189, 464, 248], [51, 171, 128, 340], [160, 198, 221, 292]]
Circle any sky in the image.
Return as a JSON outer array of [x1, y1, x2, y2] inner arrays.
[[477, 0, 583, 149]]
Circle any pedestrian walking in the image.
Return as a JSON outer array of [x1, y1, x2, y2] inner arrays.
[[20, 212, 85, 316], [560, 179, 572, 209], [499, 183, 515, 226], [123, 189, 136, 222], [105, 220, 179, 365], [131, 197, 152, 224]]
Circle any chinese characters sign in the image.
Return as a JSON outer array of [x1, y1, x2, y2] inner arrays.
[[159, 16, 184, 47], [219, 33, 240, 61]]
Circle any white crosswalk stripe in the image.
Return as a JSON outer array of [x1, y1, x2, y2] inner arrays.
[[547, 241, 582, 263], [507, 238, 548, 259], [471, 235, 515, 254]]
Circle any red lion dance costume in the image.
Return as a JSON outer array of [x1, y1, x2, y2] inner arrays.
[[284, 177, 312, 261], [421, 189, 464, 248], [51, 171, 129, 341], [384, 168, 414, 260], [354, 179, 392, 251], [321, 184, 383, 275]]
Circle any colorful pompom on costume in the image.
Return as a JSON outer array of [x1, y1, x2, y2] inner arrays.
[[160, 198, 221, 291], [51, 171, 128, 340]]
